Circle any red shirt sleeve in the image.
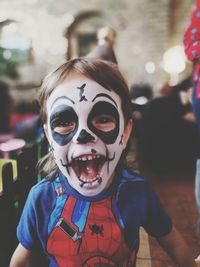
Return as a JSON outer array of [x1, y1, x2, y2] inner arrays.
[[184, 0, 200, 61]]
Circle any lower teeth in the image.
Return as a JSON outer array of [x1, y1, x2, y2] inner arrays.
[[80, 175, 102, 187], [98, 177, 102, 184]]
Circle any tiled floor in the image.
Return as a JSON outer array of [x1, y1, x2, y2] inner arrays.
[[137, 229, 152, 267], [127, 136, 200, 266], [136, 168, 200, 267]]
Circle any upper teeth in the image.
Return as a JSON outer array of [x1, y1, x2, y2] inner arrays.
[[75, 155, 101, 161]]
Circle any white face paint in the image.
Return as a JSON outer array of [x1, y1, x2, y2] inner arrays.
[[46, 74, 127, 196]]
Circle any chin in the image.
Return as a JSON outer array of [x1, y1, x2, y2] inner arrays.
[[70, 177, 107, 197]]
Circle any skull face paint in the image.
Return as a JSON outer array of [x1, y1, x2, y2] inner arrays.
[[45, 75, 126, 196]]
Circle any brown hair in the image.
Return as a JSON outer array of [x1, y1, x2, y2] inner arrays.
[[38, 57, 133, 178]]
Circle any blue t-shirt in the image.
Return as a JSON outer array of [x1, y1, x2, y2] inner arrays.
[[17, 168, 172, 266]]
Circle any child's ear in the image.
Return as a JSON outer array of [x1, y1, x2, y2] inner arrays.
[[123, 119, 133, 148], [43, 124, 50, 144]]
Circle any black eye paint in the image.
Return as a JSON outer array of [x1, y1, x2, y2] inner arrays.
[[119, 134, 123, 145], [76, 129, 95, 144], [88, 101, 119, 144], [50, 105, 78, 146], [92, 93, 117, 107]]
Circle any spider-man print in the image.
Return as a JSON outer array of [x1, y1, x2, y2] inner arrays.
[[47, 194, 136, 267], [17, 170, 172, 267], [89, 224, 104, 236]]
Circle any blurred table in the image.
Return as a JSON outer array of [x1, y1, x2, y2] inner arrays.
[[0, 133, 14, 143], [0, 138, 25, 159]]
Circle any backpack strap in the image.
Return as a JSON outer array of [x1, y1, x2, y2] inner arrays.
[[48, 176, 69, 235]]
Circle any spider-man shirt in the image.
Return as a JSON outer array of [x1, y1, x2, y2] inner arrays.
[[184, 0, 200, 134], [17, 168, 172, 267]]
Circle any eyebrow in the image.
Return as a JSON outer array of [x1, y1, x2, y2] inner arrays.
[[92, 93, 117, 107], [50, 96, 75, 110]]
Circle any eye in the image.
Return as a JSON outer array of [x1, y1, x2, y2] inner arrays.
[[53, 121, 76, 135], [91, 114, 116, 132]]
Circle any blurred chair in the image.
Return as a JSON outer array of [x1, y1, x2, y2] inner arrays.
[[0, 158, 17, 192], [17, 143, 38, 212], [0, 162, 17, 267], [0, 137, 49, 266]]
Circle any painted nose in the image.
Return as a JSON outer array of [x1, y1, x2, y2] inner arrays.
[[76, 129, 95, 144]]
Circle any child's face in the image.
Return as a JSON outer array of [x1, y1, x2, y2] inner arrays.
[[45, 73, 130, 196]]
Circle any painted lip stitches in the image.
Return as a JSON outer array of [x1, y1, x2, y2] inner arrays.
[[70, 154, 105, 186]]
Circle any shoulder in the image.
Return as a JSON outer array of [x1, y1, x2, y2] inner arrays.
[[119, 168, 148, 189], [19, 177, 59, 226], [117, 168, 155, 202], [27, 177, 57, 207], [29, 177, 55, 194], [117, 169, 172, 238], [17, 178, 58, 251]]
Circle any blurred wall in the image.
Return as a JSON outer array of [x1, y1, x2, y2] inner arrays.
[[0, 0, 194, 100]]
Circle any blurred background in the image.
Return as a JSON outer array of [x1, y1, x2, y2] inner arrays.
[[0, 0, 197, 172], [1, 1, 200, 266], [0, 0, 194, 98]]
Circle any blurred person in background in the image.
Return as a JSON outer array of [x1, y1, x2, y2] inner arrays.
[[130, 83, 153, 122], [134, 77, 198, 173], [9, 100, 41, 142], [0, 80, 11, 133], [87, 25, 118, 64], [129, 83, 154, 173], [130, 83, 153, 106], [184, 0, 200, 240]]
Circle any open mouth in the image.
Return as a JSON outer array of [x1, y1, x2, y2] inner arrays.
[[70, 154, 106, 185]]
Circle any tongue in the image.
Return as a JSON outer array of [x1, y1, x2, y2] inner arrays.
[[80, 161, 98, 180]]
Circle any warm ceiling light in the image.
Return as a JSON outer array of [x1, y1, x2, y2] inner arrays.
[[163, 45, 186, 74]]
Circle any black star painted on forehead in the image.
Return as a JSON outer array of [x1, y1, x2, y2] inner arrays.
[[77, 83, 87, 102]]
